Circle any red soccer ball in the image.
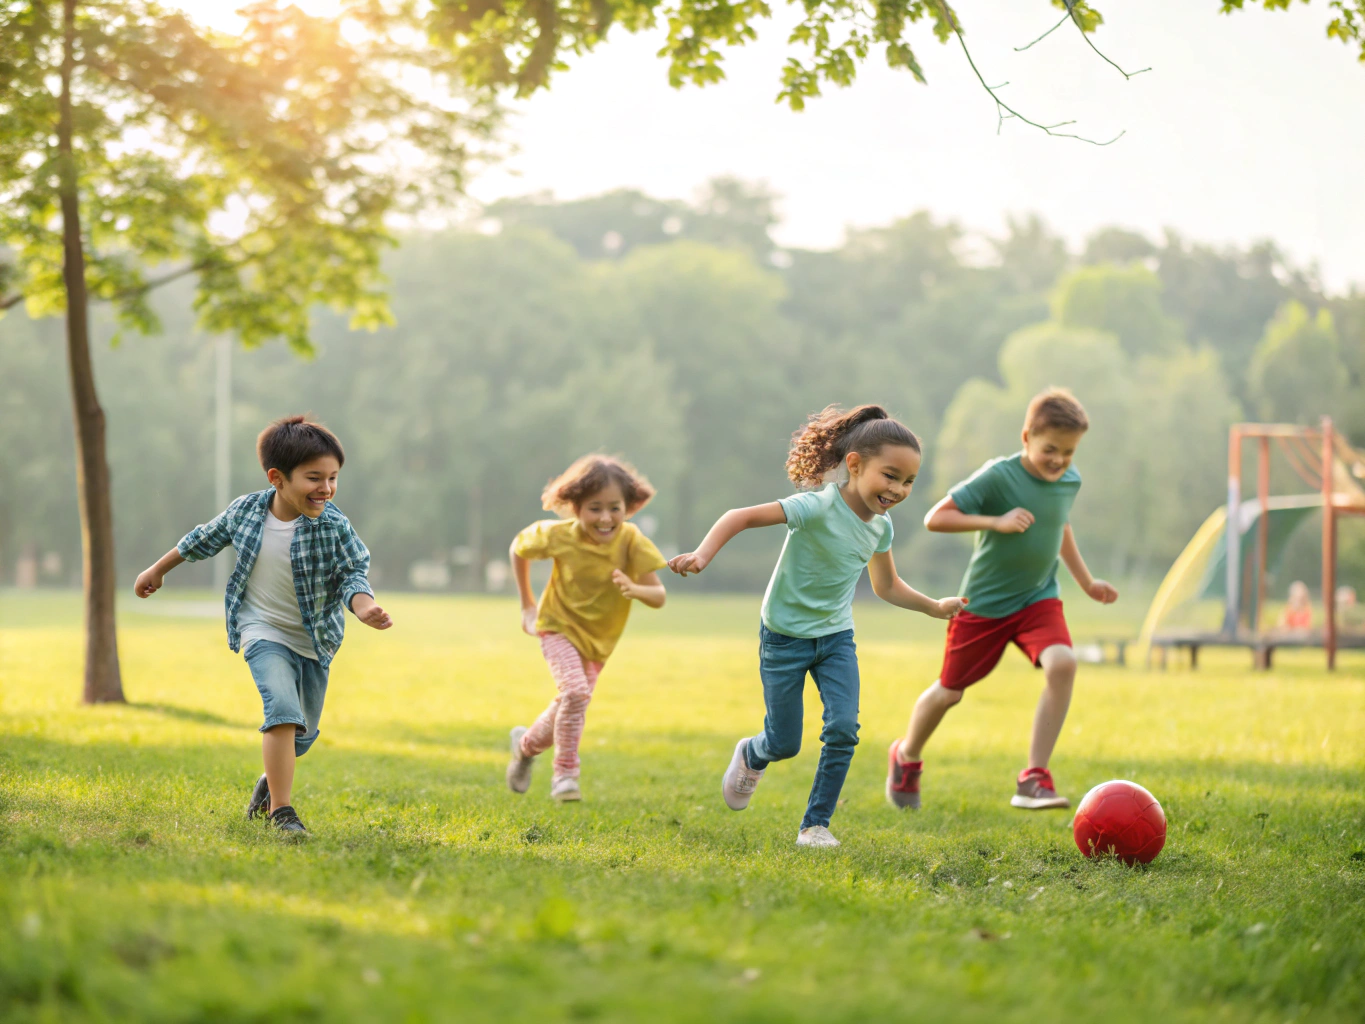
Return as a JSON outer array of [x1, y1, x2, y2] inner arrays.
[[1072, 780, 1167, 865]]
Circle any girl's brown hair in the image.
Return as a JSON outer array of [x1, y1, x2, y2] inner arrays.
[[542, 455, 656, 517], [786, 404, 921, 489]]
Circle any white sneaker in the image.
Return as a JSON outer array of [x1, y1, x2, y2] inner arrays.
[[722, 738, 764, 811], [551, 775, 581, 802], [795, 826, 840, 848], [506, 726, 534, 794]]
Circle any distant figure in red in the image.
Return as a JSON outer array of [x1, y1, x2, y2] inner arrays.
[[1278, 580, 1312, 633]]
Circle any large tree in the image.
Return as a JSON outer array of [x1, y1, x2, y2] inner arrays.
[[0, 1, 495, 702], [428, 0, 1364, 125]]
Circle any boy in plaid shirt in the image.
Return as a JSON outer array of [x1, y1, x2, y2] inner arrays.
[[135, 416, 392, 833]]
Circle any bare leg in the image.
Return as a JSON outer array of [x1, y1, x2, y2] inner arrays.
[[898, 681, 963, 761], [1027, 645, 1077, 769], [262, 723, 297, 814]]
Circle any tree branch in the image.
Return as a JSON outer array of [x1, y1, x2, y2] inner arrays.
[[0, 293, 23, 311], [109, 258, 211, 301], [937, 1, 1123, 146], [1015, 13, 1069, 52], [1062, 0, 1151, 79]]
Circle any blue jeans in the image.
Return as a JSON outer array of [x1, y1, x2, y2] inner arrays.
[[244, 640, 329, 757], [747, 623, 860, 830]]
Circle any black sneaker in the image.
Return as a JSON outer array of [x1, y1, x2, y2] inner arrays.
[[246, 774, 271, 820], [269, 805, 308, 834]]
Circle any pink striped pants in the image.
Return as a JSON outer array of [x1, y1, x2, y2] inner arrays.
[[519, 633, 603, 778]]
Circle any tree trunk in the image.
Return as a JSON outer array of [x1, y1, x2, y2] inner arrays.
[[60, 0, 124, 703]]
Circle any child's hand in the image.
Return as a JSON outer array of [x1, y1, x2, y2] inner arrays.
[[993, 508, 1035, 534], [667, 551, 709, 576], [352, 593, 393, 630], [134, 567, 164, 598], [611, 569, 642, 599], [521, 606, 538, 636], [933, 596, 968, 620], [1086, 579, 1119, 604]]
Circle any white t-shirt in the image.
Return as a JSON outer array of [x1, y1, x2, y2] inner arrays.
[[237, 510, 318, 660]]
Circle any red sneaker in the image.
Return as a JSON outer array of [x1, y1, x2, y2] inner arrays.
[[885, 741, 923, 810], [1010, 766, 1070, 810]]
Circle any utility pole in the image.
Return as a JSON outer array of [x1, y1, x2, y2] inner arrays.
[[212, 335, 231, 591]]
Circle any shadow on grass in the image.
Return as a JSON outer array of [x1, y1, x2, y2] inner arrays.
[[129, 702, 248, 730]]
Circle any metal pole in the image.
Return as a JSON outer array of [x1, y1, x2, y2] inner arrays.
[[1224, 427, 1242, 636], [212, 335, 231, 592], [1322, 417, 1337, 670], [1254, 437, 1269, 636]]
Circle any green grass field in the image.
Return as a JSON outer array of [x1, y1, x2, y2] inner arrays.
[[2, 589, 1363, 1023]]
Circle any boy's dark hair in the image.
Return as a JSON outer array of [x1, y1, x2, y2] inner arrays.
[[786, 404, 921, 489], [542, 455, 655, 516], [257, 415, 346, 478], [1025, 388, 1090, 435]]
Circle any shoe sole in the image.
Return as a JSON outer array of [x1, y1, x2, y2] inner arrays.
[[506, 727, 532, 794], [722, 738, 756, 811], [886, 781, 921, 810], [553, 792, 581, 803], [246, 774, 270, 820], [885, 742, 921, 810], [1010, 795, 1071, 809], [795, 838, 841, 848]]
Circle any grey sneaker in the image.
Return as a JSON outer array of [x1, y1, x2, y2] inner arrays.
[[551, 775, 581, 802], [1009, 767, 1070, 810], [506, 726, 534, 794], [796, 826, 840, 848], [268, 805, 308, 834], [722, 738, 764, 811], [246, 773, 270, 820]]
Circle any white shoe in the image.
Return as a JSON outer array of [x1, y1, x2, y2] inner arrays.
[[722, 738, 764, 811], [795, 826, 840, 848], [551, 775, 581, 802], [506, 726, 534, 793]]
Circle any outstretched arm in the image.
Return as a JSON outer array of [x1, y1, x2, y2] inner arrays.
[[134, 548, 186, 597], [510, 542, 539, 635], [668, 502, 787, 576], [867, 550, 967, 619], [1060, 524, 1118, 604], [924, 495, 1034, 534], [611, 569, 666, 609]]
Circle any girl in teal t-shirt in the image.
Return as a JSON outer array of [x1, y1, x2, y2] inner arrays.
[[668, 404, 965, 848]]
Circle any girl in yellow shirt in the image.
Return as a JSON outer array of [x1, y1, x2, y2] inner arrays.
[[506, 455, 668, 801]]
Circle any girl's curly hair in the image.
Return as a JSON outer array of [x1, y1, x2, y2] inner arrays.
[[785, 404, 921, 489], [542, 454, 656, 517]]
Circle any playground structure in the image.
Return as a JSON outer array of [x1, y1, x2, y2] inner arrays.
[[1140, 417, 1365, 670]]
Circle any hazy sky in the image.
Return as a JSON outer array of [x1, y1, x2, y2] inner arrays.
[[180, 1, 1365, 288]]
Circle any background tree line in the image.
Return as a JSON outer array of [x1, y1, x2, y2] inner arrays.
[[4, 178, 1363, 596]]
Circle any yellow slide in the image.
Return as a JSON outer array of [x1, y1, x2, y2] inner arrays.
[[1137, 507, 1228, 655]]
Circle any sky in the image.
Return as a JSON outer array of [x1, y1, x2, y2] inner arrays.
[[177, 1, 1365, 289]]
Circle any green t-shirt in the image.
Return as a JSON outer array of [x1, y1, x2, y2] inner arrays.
[[949, 453, 1081, 619], [760, 482, 895, 638]]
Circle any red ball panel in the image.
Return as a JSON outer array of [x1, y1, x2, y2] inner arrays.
[[1072, 780, 1166, 865]]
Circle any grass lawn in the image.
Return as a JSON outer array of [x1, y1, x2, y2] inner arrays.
[[2, 588, 1363, 1023]]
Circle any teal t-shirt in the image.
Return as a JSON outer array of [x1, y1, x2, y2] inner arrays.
[[760, 482, 895, 638], [949, 453, 1081, 619]]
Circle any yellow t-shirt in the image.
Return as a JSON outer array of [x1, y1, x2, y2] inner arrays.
[[513, 519, 667, 662]]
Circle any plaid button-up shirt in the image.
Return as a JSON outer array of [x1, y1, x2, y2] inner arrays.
[[177, 488, 374, 668]]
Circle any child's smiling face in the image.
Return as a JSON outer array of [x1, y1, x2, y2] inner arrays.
[[1021, 427, 1085, 482], [845, 444, 920, 520], [267, 455, 340, 519], [576, 482, 626, 543]]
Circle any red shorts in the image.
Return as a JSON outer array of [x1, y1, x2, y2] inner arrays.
[[939, 598, 1072, 691]]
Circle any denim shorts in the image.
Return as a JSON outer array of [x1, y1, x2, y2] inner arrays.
[[244, 639, 329, 757]]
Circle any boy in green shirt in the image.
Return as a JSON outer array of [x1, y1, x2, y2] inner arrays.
[[886, 388, 1118, 811]]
